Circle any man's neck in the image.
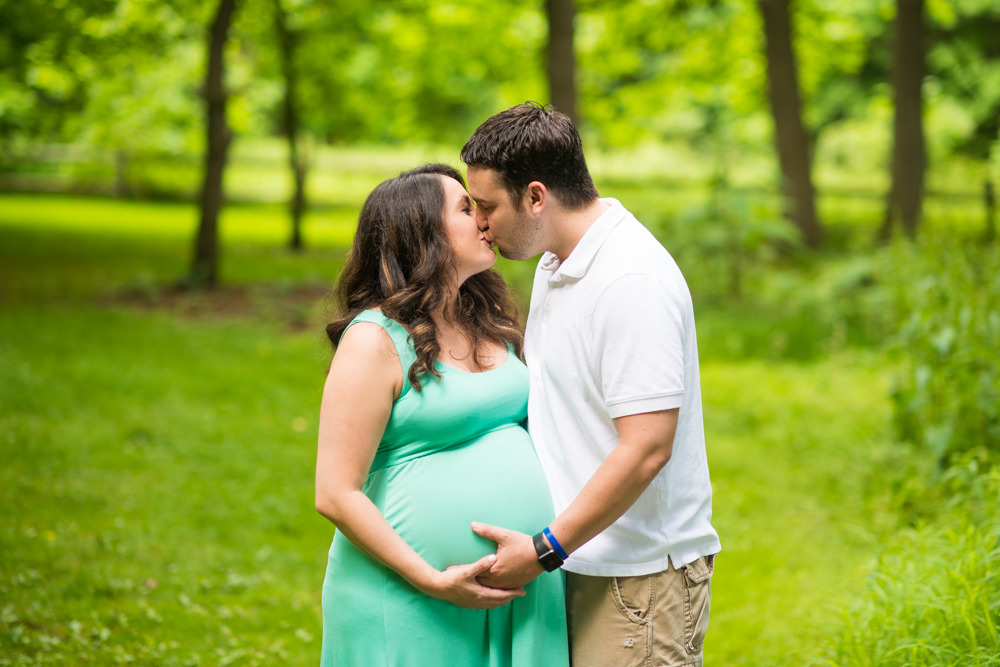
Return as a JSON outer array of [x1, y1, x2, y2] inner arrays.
[[548, 198, 612, 262]]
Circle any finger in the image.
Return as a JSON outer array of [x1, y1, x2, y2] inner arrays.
[[476, 587, 526, 610], [471, 522, 505, 543], [465, 554, 497, 577], [477, 585, 527, 601]]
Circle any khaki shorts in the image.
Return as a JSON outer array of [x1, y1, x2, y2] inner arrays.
[[566, 555, 715, 667]]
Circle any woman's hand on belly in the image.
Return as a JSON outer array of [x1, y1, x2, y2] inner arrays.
[[416, 554, 527, 609]]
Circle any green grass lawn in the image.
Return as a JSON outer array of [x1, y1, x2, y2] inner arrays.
[[1, 193, 898, 666]]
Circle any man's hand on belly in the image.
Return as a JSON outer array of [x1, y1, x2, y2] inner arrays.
[[470, 522, 545, 589]]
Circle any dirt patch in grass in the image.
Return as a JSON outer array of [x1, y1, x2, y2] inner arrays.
[[99, 281, 333, 330]]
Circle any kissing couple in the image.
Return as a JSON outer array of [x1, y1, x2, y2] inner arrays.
[[314, 102, 721, 667]]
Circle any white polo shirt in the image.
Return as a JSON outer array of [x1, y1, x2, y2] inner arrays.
[[525, 198, 721, 576]]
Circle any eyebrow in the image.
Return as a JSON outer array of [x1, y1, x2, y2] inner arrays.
[[459, 194, 473, 208], [472, 197, 493, 207]]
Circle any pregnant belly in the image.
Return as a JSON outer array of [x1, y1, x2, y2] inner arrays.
[[367, 425, 555, 570]]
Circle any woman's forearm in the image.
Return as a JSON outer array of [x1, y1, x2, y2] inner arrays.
[[319, 489, 439, 593], [315, 326, 523, 610]]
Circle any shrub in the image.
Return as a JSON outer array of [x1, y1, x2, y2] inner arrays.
[[824, 477, 1000, 667], [885, 237, 1000, 469]]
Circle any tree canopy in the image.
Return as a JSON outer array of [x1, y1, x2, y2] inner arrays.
[[2, 0, 994, 151]]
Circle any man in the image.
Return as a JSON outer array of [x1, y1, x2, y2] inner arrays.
[[461, 102, 721, 667]]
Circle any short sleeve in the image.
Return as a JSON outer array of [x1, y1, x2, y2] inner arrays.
[[591, 273, 687, 419]]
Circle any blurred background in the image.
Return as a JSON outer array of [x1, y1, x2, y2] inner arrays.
[[1, 0, 998, 665]]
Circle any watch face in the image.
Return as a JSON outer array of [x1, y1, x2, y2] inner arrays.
[[539, 550, 563, 572], [532, 532, 563, 571]]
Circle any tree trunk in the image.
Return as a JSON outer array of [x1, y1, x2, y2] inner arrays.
[[546, 0, 577, 127], [758, 0, 823, 248], [881, 0, 926, 240], [274, 0, 307, 252], [190, 0, 237, 288], [986, 179, 996, 244], [115, 149, 131, 199]]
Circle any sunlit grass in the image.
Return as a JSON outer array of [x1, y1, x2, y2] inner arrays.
[[826, 513, 1000, 666], [0, 306, 332, 666], [0, 194, 353, 302], [0, 193, 358, 247], [703, 358, 895, 666]]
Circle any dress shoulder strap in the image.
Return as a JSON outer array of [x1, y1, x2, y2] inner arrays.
[[342, 310, 417, 399]]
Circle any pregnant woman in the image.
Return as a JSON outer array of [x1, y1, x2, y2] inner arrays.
[[315, 164, 568, 667]]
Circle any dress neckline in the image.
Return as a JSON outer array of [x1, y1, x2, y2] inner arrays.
[[434, 347, 512, 375], [360, 309, 514, 376]]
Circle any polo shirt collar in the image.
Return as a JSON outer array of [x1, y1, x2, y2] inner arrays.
[[539, 198, 627, 282]]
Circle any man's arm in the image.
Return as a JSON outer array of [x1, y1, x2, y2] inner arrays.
[[474, 272, 686, 588], [473, 408, 677, 589]]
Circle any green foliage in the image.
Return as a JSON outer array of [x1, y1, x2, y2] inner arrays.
[[576, 0, 766, 146], [70, 0, 209, 158], [814, 232, 1000, 667], [825, 480, 1000, 667], [0, 0, 117, 141], [3, 0, 998, 169], [885, 237, 1000, 469], [234, 0, 548, 145], [927, 1, 1000, 159]]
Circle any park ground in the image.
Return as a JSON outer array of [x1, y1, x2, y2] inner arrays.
[[0, 190, 952, 666]]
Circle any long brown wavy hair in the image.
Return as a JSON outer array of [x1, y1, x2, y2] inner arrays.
[[326, 164, 524, 390]]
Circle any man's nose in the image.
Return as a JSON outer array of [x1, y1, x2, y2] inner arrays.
[[475, 207, 488, 231]]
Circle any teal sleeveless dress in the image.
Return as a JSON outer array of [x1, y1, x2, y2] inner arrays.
[[320, 311, 569, 667]]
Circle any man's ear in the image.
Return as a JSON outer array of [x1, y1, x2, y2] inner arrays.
[[526, 181, 547, 215]]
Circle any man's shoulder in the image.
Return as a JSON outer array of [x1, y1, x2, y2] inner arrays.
[[592, 214, 684, 287]]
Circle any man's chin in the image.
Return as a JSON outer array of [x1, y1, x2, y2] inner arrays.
[[496, 245, 534, 261]]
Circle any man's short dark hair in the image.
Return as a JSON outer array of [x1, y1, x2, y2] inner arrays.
[[461, 102, 599, 210]]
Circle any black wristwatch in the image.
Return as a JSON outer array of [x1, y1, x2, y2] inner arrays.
[[532, 531, 564, 572]]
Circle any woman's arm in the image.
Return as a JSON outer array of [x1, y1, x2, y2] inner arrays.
[[315, 322, 524, 610]]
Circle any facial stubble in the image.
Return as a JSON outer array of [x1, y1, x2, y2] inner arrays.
[[495, 204, 544, 261]]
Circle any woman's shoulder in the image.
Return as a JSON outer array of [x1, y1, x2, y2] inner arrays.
[[340, 308, 416, 366], [328, 322, 406, 402], [337, 317, 400, 361], [335, 309, 414, 399], [348, 307, 412, 334]]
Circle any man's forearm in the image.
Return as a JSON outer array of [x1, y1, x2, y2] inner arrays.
[[471, 410, 677, 589], [546, 409, 677, 557], [547, 438, 669, 556]]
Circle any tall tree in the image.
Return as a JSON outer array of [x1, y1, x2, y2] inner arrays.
[[758, 0, 823, 248], [985, 180, 996, 244], [881, 0, 926, 240], [546, 0, 577, 126], [190, 0, 238, 287], [273, 0, 307, 251]]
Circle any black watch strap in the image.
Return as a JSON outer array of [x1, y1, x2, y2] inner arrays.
[[532, 531, 564, 572]]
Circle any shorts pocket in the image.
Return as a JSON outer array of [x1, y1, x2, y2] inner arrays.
[[612, 574, 653, 625], [682, 555, 714, 653]]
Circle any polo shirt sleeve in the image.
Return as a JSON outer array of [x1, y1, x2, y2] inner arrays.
[[591, 273, 686, 419]]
